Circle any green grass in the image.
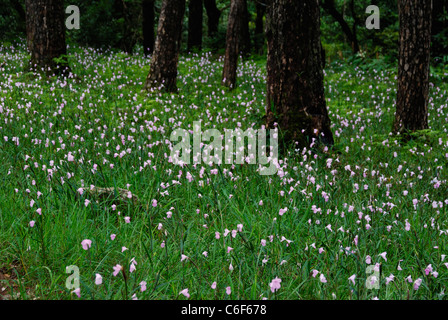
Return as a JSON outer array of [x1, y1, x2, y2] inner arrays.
[[1, 42, 448, 300]]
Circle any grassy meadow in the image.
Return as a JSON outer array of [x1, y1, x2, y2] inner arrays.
[[1, 41, 448, 300]]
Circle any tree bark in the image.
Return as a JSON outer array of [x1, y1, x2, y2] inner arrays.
[[145, 0, 186, 92], [222, 0, 245, 89], [266, 0, 334, 148], [393, 0, 432, 134], [188, 0, 203, 51], [142, 0, 155, 56], [25, 0, 69, 75], [204, 0, 221, 37]]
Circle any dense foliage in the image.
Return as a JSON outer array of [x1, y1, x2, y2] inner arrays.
[[1, 0, 446, 62]]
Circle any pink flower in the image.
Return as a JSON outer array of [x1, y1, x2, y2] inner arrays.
[[226, 286, 231, 295], [124, 216, 131, 223], [215, 232, 221, 239], [320, 274, 327, 283], [81, 239, 92, 250], [202, 251, 208, 257], [279, 207, 288, 216], [348, 274, 356, 285], [385, 274, 395, 285], [72, 288, 80, 298], [152, 199, 157, 207], [237, 224, 243, 232], [179, 288, 190, 298], [405, 220, 411, 231], [229, 263, 234, 271], [140, 281, 147, 292], [366, 255, 372, 264], [29, 221, 35, 227], [95, 273, 102, 285], [413, 278, 422, 290], [269, 277, 282, 293], [312, 269, 319, 278], [227, 246, 233, 253], [132, 294, 138, 300], [181, 254, 189, 262], [211, 282, 217, 289], [261, 239, 266, 247], [36, 208, 42, 215], [379, 252, 387, 262], [425, 264, 433, 275], [113, 264, 122, 276], [111, 234, 116, 241]]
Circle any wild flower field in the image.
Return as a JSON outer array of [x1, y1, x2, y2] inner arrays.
[[1, 41, 448, 300]]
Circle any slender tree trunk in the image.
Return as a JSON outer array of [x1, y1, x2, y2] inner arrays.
[[113, 0, 137, 53], [142, 0, 155, 56], [25, 0, 69, 75], [321, 0, 360, 54], [239, 0, 251, 57], [255, 0, 266, 35], [145, 0, 186, 92], [254, 0, 266, 53], [393, 0, 432, 134], [432, 0, 448, 57], [222, 0, 245, 89], [188, 0, 203, 51], [12, 0, 26, 33], [266, 0, 334, 148], [204, 0, 221, 37]]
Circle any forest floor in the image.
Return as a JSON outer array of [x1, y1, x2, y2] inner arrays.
[[1, 42, 448, 300]]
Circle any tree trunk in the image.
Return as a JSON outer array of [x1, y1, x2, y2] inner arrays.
[[222, 0, 245, 89], [113, 0, 137, 53], [432, 0, 448, 58], [255, 0, 266, 35], [145, 0, 186, 92], [321, 0, 360, 54], [12, 0, 26, 33], [239, 0, 251, 57], [142, 0, 155, 56], [25, 0, 69, 75], [254, 0, 266, 53], [393, 0, 432, 134], [204, 0, 221, 37], [188, 0, 203, 51], [266, 0, 334, 148]]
